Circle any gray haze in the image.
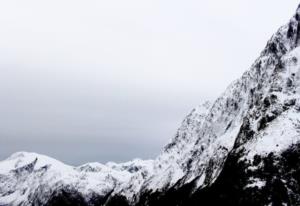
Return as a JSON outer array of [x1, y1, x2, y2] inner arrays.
[[0, 1, 299, 165]]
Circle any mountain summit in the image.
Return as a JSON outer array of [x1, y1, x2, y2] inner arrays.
[[2, 4, 300, 206]]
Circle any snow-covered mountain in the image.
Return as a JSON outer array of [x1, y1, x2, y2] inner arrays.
[[2, 3, 300, 206]]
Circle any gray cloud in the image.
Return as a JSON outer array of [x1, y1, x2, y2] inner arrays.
[[0, 0, 299, 165]]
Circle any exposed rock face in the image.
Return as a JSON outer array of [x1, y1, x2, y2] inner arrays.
[[2, 4, 300, 206]]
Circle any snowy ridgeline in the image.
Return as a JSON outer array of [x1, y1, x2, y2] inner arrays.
[[1, 4, 300, 206]]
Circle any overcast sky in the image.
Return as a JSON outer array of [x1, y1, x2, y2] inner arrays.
[[0, 1, 299, 165]]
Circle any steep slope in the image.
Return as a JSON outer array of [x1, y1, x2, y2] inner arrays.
[[129, 4, 300, 206], [0, 101, 212, 206], [2, 3, 300, 206]]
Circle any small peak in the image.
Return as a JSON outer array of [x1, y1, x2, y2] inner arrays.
[[76, 162, 105, 172]]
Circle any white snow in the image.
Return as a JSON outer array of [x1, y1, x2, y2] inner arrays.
[[246, 109, 300, 159], [2, 4, 300, 206], [246, 178, 266, 189]]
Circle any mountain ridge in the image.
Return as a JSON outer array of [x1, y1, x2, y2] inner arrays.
[[2, 3, 300, 206]]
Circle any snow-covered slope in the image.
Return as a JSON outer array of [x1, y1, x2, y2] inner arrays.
[[0, 151, 156, 205], [2, 3, 300, 206], [0, 101, 212, 206], [0, 152, 130, 205]]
